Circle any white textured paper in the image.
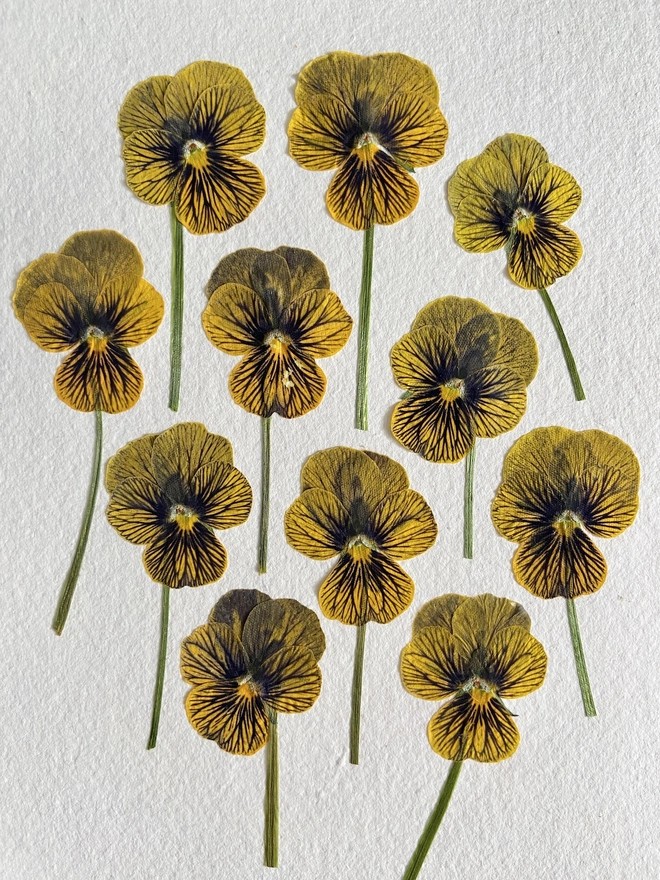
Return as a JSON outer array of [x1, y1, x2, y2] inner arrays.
[[2, 1, 659, 877]]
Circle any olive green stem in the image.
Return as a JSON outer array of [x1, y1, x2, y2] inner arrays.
[[147, 584, 170, 749], [538, 286, 585, 401], [355, 225, 375, 431], [349, 623, 367, 765], [168, 203, 184, 411], [258, 415, 272, 574], [402, 761, 463, 880], [53, 408, 103, 635], [566, 597, 597, 717], [264, 709, 279, 868], [463, 442, 476, 559]]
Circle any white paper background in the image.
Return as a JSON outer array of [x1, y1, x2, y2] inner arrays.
[[2, 0, 659, 877]]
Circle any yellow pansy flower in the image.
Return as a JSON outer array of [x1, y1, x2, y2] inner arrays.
[[203, 247, 352, 574], [181, 589, 324, 866], [289, 51, 448, 429], [399, 594, 546, 880], [285, 446, 437, 763], [118, 61, 266, 410], [448, 134, 586, 400], [492, 427, 640, 716], [391, 296, 537, 557], [106, 422, 252, 748], [12, 229, 164, 635]]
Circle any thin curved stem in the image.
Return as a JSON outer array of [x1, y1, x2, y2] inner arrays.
[[349, 623, 367, 765], [168, 203, 184, 411], [538, 286, 585, 401], [147, 584, 171, 749], [463, 442, 476, 559], [53, 408, 103, 635], [258, 415, 272, 574], [566, 597, 597, 717], [402, 761, 463, 880], [355, 225, 375, 431], [264, 709, 279, 868]]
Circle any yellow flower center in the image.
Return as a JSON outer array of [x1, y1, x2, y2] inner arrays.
[[346, 534, 378, 560], [440, 379, 465, 402], [355, 132, 379, 163], [236, 673, 261, 700], [168, 503, 199, 531], [183, 139, 209, 169], [463, 676, 496, 704], [265, 329, 291, 353], [554, 509, 582, 538], [83, 326, 108, 353], [512, 207, 536, 235]]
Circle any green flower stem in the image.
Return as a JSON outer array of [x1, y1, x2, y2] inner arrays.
[[258, 415, 272, 574], [355, 225, 375, 431], [147, 584, 171, 749], [538, 286, 585, 401], [566, 597, 597, 717], [168, 203, 185, 412], [402, 761, 463, 880], [350, 623, 367, 765], [463, 442, 476, 559], [264, 709, 279, 868], [52, 408, 103, 635]]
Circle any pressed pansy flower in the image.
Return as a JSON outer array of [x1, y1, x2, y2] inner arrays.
[[106, 422, 252, 747], [391, 296, 537, 557], [12, 229, 164, 635], [399, 593, 547, 880], [289, 51, 448, 429], [284, 446, 437, 763], [181, 589, 325, 867], [448, 134, 585, 400], [119, 60, 266, 410], [203, 246, 352, 574], [492, 427, 640, 716]]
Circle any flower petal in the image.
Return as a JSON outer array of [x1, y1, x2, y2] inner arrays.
[[22, 282, 85, 351], [13, 253, 97, 321], [59, 230, 144, 294], [452, 192, 510, 253], [208, 589, 271, 639], [151, 422, 233, 496], [106, 477, 167, 545], [401, 627, 467, 700], [463, 367, 527, 439], [255, 645, 322, 714], [500, 426, 575, 486], [122, 128, 182, 206], [281, 290, 352, 358], [189, 85, 265, 155], [243, 598, 326, 664], [326, 150, 419, 230], [489, 626, 547, 699], [272, 246, 330, 298], [367, 52, 440, 104], [391, 326, 458, 390], [428, 692, 520, 762], [228, 344, 326, 419], [143, 521, 228, 588], [508, 221, 582, 289], [576, 431, 640, 538], [491, 315, 538, 386], [203, 283, 271, 354], [454, 313, 502, 375], [54, 341, 143, 413], [288, 101, 354, 170], [206, 247, 268, 296], [523, 162, 581, 223], [450, 593, 532, 659], [491, 468, 561, 542], [175, 155, 265, 235], [512, 526, 607, 599], [370, 489, 437, 559], [293, 51, 368, 111], [284, 488, 349, 560], [191, 460, 252, 530], [118, 75, 173, 138], [411, 296, 490, 338], [412, 595, 468, 635], [181, 621, 248, 686], [391, 391, 474, 463], [363, 451, 409, 494], [185, 684, 269, 755], [96, 276, 164, 347], [165, 60, 256, 122], [244, 251, 293, 315], [377, 92, 448, 168], [300, 447, 384, 513], [318, 549, 414, 625], [105, 433, 158, 492]]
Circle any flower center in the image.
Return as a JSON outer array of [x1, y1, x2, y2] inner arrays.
[[264, 329, 291, 354], [511, 207, 536, 235], [236, 673, 261, 700], [183, 139, 209, 169], [168, 503, 199, 531], [355, 132, 379, 162], [346, 534, 378, 560], [462, 675, 496, 704], [553, 509, 582, 538], [83, 325, 108, 353], [440, 378, 465, 402]]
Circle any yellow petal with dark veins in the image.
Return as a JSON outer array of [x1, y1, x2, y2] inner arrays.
[[143, 521, 228, 588], [105, 433, 158, 492], [118, 75, 173, 138], [401, 626, 467, 700], [428, 691, 520, 762], [284, 488, 348, 560]]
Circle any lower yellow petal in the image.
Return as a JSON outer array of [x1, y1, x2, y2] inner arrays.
[[255, 645, 322, 714], [400, 627, 466, 700], [284, 488, 349, 560], [508, 221, 582, 289], [185, 683, 269, 755], [391, 392, 474, 463], [143, 521, 228, 588], [428, 692, 520, 762], [370, 489, 437, 559], [512, 526, 607, 599], [54, 341, 143, 413]]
